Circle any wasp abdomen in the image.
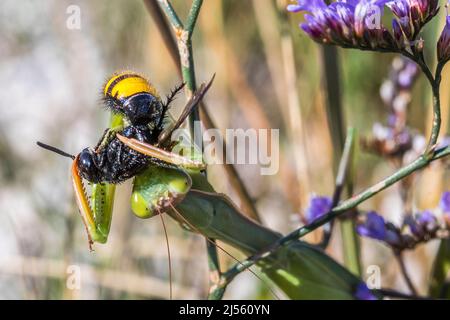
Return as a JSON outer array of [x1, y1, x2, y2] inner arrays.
[[103, 71, 164, 127]]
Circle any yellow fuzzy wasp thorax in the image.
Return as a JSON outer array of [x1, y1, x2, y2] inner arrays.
[[103, 71, 160, 100]]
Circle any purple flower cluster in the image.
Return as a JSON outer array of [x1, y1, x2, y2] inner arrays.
[[389, 0, 439, 42], [305, 196, 332, 223], [287, 0, 439, 52], [354, 282, 377, 300], [356, 211, 403, 246], [438, 5, 450, 63], [363, 57, 419, 158], [357, 192, 450, 250], [405, 210, 438, 239], [441, 191, 450, 213]]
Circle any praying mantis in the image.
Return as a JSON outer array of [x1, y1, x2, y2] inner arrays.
[[38, 71, 366, 300]]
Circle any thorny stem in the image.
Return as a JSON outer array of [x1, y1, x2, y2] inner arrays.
[[395, 252, 418, 295]]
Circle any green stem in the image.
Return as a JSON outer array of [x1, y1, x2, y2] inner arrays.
[[339, 130, 360, 276], [206, 239, 224, 300], [156, 0, 183, 29], [185, 0, 203, 36], [179, 0, 202, 143], [321, 45, 361, 275], [395, 252, 418, 295], [429, 238, 450, 298], [319, 128, 355, 249], [340, 219, 361, 275], [401, 50, 442, 156], [425, 61, 444, 155]]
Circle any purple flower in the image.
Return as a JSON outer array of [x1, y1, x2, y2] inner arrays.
[[440, 191, 450, 213], [417, 210, 436, 224], [305, 196, 332, 223], [287, 0, 394, 50], [354, 282, 377, 300], [406, 210, 437, 238], [287, 0, 438, 51], [357, 211, 387, 240], [388, 0, 438, 46], [438, 14, 450, 63], [287, 0, 326, 13], [397, 60, 419, 89], [357, 211, 402, 246], [388, 0, 412, 41]]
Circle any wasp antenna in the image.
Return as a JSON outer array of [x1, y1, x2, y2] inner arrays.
[[36, 141, 75, 160]]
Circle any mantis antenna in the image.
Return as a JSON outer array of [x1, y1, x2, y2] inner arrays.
[[157, 208, 173, 300]]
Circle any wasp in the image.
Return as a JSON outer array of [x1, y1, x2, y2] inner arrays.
[[38, 71, 214, 248]]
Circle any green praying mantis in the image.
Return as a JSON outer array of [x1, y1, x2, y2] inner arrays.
[[38, 72, 367, 300]]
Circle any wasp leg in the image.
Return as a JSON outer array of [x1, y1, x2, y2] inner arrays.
[[161, 82, 186, 116], [157, 74, 215, 146], [71, 156, 111, 250], [95, 126, 124, 153], [116, 133, 206, 170]]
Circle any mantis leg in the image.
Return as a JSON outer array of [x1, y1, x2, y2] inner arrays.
[[116, 133, 206, 170], [71, 156, 115, 249]]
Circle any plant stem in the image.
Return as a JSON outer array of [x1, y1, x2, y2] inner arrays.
[[374, 288, 429, 300], [429, 238, 450, 298], [339, 130, 360, 275], [206, 239, 223, 300], [156, 0, 183, 30], [425, 60, 445, 155], [185, 0, 203, 34], [340, 219, 360, 274], [401, 50, 443, 156], [321, 46, 361, 275], [395, 252, 418, 295], [319, 128, 355, 249]]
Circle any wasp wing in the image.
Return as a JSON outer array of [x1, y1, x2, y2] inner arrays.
[[117, 133, 205, 170]]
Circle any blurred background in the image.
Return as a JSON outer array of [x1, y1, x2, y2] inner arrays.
[[0, 0, 448, 299]]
